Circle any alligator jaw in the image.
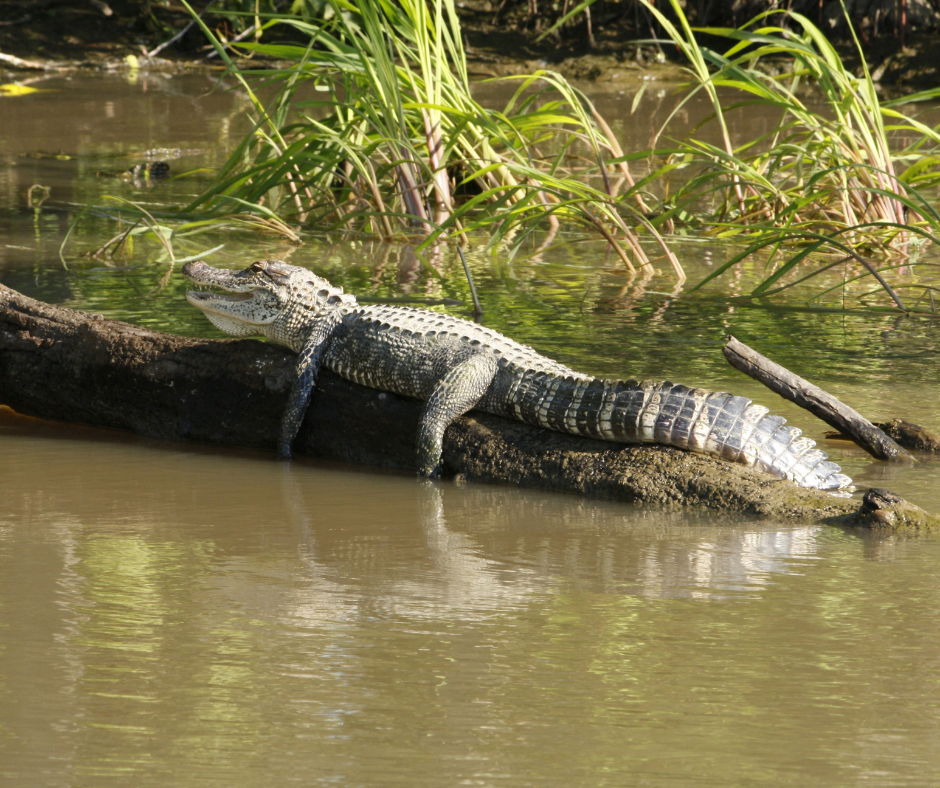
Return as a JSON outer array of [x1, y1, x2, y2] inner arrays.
[[185, 289, 253, 306], [186, 290, 252, 302], [182, 260, 281, 328]]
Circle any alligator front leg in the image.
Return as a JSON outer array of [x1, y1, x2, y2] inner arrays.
[[278, 318, 340, 460], [417, 353, 498, 477]]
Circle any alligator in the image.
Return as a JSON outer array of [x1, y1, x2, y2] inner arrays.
[[182, 259, 853, 491], [95, 161, 170, 187]]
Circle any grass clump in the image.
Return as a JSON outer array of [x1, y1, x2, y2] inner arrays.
[[60, 0, 940, 316], [178, 0, 682, 278], [635, 0, 940, 311]]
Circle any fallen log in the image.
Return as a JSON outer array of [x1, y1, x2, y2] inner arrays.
[[826, 419, 940, 454], [0, 283, 936, 532], [723, 335, 914, 463]]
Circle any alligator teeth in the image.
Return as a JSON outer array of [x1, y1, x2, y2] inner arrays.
[[187, 288, 252, 302]]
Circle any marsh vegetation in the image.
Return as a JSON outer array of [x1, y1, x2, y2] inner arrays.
[[54, 0, 940, 315]]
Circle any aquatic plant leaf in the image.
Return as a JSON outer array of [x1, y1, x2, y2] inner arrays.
[[0, 83, 44, 97]]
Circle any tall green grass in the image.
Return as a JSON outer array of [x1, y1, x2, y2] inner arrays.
[[178, 0, 682, 278], [61, 0, 940, 314], [635, 0, 940, 311]]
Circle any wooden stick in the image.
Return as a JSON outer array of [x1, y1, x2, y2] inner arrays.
[[0, 52, 62, 71], [204, 23, 258, 59], [828, 420, 940, 454], [723, 335, 914, 463]]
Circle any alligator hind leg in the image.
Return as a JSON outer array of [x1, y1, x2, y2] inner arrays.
[[417, 353, 498, 477]]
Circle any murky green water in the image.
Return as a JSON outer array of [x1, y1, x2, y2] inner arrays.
[[2, 71, 940, 787]]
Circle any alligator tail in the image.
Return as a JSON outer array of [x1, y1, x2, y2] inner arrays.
[[507, 374, 852, 490]]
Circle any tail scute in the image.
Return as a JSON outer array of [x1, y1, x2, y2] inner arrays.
[[506, 373, 852, 490], [614, 379, 853, 490]]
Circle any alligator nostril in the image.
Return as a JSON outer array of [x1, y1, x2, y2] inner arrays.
[[181, 260, 207, 277]]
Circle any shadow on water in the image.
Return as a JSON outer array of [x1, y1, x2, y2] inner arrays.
[[1, 72, 940, 787]]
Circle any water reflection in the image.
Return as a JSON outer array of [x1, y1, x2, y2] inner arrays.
[[4, 390, 940, 788], [275, 457, 839, 610], [3, 417, 940, 787]]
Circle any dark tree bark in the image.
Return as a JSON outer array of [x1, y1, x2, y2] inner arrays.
[[1, 284, 937, 531]]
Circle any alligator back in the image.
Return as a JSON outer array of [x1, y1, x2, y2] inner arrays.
[[484, 371, 851, 490]]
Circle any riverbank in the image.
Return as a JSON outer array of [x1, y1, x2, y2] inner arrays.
[[2, 0, 937, 91]]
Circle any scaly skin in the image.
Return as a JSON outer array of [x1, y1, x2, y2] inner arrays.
[[183, 259, 853, 491]]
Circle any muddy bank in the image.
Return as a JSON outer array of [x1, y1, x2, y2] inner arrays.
[[1, 283, 936, 532], [1, 1, 937, 90]]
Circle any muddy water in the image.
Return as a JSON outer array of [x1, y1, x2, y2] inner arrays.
[[2, 72, 940, 787]]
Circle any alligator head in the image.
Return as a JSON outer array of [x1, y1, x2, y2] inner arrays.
[[183, 259, 356, 348]]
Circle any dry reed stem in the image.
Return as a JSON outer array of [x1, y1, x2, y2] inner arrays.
[[422, 109, 453, 223], [590, 107, 651, 215], [265, 139, 309, 223]]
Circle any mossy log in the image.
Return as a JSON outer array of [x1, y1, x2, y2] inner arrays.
[[1, 283, 936, 532]]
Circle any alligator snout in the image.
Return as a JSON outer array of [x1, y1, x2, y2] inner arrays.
[[182, 260, 209, 279]]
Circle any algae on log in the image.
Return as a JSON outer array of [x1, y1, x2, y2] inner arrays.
[[0, 283, 936, 532]]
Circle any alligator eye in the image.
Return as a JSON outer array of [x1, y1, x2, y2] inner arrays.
[[249, 261, 267, 273]]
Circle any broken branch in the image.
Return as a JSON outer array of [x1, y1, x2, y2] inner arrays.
[[723, 335, 914, 463]]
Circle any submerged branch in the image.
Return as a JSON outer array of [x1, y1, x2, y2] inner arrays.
[[877, 419, 940, 454], [0, 51, 63, 70]]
